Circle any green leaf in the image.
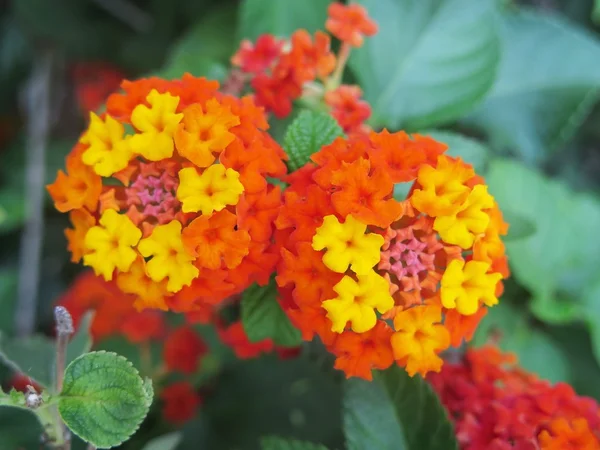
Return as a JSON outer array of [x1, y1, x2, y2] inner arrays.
[[238, 0, 330, 40], [283, 110, 345, 172], [473, 303, 570, 383], [350, 0, 500, 129], [261, 436, 329, 450], [594, 0, 600, 24], [0, 310, 94, 390], [142, 432, 182, 450], [486, 159, 600, 324], [500, 209, 536, 242], [464, 10, 600, 164], [344, 366, 458, 450], [0, 269, 18, 334], [58, 351, 152, 448], [160, 5, 236, 81], [241, 280, 302, 347], [419, 130, 491, 174], [0, 407, 41, 448]]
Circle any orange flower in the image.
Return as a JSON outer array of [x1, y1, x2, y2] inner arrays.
[[330, 157, 402, 228], [236, 185, 281, 242], [288, 30, 336, 82], [65, 209, 95, 263], [47, 143, 102, 213], [538, 418, 600, 450], [182, 210, 250, 270], [163, 326, 207, 374], [444, 307, 487, 347], [326, 2, 378, 47], [331, 322, 394, 380], [324, 85, 371, 135], [161, 382, 201, 425]]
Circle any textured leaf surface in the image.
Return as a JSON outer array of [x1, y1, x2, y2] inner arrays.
[[465, 10, 600, 163], [283, 110, 345, 172], [487, 159, 600, 325], [58, 351, 152, 448], [241, 280, 302, 347], [350, 0, 500, 129], [344, 366, 458, 450], [261, 436, 329, 450], [239, 0, 329, 40]]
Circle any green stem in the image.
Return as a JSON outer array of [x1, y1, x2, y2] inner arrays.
[[327, 42, 352, 90], [36, 405, 65, 447]]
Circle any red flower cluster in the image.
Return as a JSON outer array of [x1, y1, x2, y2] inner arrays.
[[231, 2, 376, 136], [429, 346, 600, 450], [71, 62, 126, 114]]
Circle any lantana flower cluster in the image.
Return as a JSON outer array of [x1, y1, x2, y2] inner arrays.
[[231, 2, 376, 136], [275, 131, 509, 380], [429, 346, 600, 450], [47, 74, 287, 313]]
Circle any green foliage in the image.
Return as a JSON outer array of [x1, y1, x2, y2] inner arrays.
[[141, 432, 182, 450], [420, 130, 491, 174], [465, 10, 600, 163], [350, 0, 500, 130], [58, 351, 153, 448], [261, 436, 329, 450], [238, 0, 330, 40], [0, 312, 93, 390], [487, 159, 600, 327], [241, 280, 302, 347], [283, 110, 345, 172], [344, 366, 458, 450], [160, 4, 236, 80]]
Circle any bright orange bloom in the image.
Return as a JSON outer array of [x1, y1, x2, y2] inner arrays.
[[288, 30, 336, 82], [331, 322, 394, 380], [324, 85, 371, 135], [163, 326, 207, 374], [276, 130, 508, 380], [47, 144, 102, 213], [161, 382, 201, 425], [52, 74, 286, 313], [182, 210, 250, 270], [538, 418, 600, 450], [326, 2, 378, 47]]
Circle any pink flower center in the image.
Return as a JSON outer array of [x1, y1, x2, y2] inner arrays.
[[125, 165, 180, 224]]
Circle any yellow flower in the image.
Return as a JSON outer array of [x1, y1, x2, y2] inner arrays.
[[83, 209, 141, 281], [117, 257, 169, 311], [137, 220, 199, 292], [410, 156, 474, 217], [434, 185, 495, 249], [176, 164, 244, 215], [80, 113, 132, 176], [130, 90, 183, 161], [391, 305, 450, 377], [440, 259, 502, 315], [312, 214, 383, 275], [323, 270, 394, 333], [174, 100, 240, 168]]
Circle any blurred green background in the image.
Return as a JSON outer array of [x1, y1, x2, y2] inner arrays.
[[2, 0, 600, 448]]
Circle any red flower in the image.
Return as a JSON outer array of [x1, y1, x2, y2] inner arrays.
[[326, 2, 378, 47], [217, 321, 274, 359], [161, 382, 201, 424], [120, 311, 166, 343], [163, 326, 207, 374], [231, 34, 283, 74]]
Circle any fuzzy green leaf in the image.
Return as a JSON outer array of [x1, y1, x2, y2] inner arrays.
[[343, 366, 458, 450], [241, 280, 302, 347], [283, 110, 345, 172], [239, 0, 329, 40], [350, 0, 500, 130], [58, 351, 152, 448], [261, 436, 329, 450], [465, 10, 600, 163]]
